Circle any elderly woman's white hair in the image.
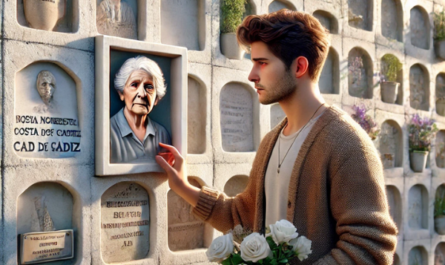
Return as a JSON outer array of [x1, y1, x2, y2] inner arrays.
[[114, 56, 167, 100]]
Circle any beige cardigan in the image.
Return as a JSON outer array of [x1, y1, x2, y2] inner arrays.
[[193, 106, 398, 264]]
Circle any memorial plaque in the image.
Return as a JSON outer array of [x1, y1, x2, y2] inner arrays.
[[220, 83, 254, 152], [20, 230, 74, 264], [101, 183, 150, 263]]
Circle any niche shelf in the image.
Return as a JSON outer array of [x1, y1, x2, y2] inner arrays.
[[410, 6, 431, 50], [409, 64, 430, 111], [348, 0, 373, 31], [188, 76, 207, 154], [408, 184, 429, 231], [224, 175, 249, 196], [320, 47, 340, 94], [379, 120, 403, 169], [381, 0, 403, 42], [268, 0, 296, 13], [348, 47, 374, 99]]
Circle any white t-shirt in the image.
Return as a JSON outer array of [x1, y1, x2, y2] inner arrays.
[[264, 114, 322, 227]]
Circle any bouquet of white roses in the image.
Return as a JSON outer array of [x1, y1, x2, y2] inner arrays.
[[206, 220, 312, 265]]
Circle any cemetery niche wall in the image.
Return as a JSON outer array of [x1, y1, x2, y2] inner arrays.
[[2, 0, 445, 264]]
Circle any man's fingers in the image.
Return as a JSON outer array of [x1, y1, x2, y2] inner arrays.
[[155, 155, 173, 173]]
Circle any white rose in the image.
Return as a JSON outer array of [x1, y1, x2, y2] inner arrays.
[[240, 232, 272, 262], [206, 233, 234, 263], [290, 236, 312, 261], [266, 219, 299, 245]]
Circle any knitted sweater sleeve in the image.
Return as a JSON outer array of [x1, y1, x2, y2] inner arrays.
[[313, 130, 398, 265]]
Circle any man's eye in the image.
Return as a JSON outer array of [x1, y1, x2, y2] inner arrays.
[[259, 62, 266, 65], [144, 85, 154, 90], [131, 82, 138, 87], [42, 82, 47, 86]]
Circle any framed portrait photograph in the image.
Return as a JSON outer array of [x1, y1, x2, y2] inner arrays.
[[95, 35, 187, 176]]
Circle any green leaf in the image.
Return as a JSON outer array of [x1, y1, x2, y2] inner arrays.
[[231, 254, 243, 265], [221, 258, 232, 265], [279, 259, 288, 263]]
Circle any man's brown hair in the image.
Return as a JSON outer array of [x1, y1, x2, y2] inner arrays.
[[237, 10, 330, 81]]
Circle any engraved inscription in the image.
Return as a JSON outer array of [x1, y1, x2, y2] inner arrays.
[[101, 183, 149, 263], [220, 84, 254, 152], [20, 230, 73, 264]]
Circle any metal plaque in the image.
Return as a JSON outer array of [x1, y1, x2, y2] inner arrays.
[[19, 229, 74, 264]]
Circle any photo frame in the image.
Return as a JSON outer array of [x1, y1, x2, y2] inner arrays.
[[95, 35, 187, 176]]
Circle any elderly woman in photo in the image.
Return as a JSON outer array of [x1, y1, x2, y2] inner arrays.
[[110, 56, 171, 163]]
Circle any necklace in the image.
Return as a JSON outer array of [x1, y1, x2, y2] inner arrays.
[[277, 103, 325, 174]]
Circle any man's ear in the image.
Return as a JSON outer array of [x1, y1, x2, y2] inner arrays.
[[118, 91, 125, 101], [293, 56, 309, 78]]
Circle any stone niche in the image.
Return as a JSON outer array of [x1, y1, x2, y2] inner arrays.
[[96, 0, 139, 39], [188, 76, 206, 154], [435, 243, 445, 265], [168, 178, 212, 251], [408, 246, 428, 265], [436, 73, 445, 116], [270, 104, 285, 129], [14, 62, 81, 159], [393, 253, 401, 265], [161, 0, 205, 51], [410, 6, 430, 50], [319, 47, 340, 94], [381, 0, 403, 42], [436, 130, 445, 168], [380, 54, 404, 105], [268, 0, 296, 13], [100, 182, 150, 263], [224, 175, 249, 197], [220, 82, 258, 152], [408, 184, 429, 230], [17, 0, 78, 32], [409, 64, 430, 111], [348, 0, 373, 31], [313, 10, 339, 34], [386, 185, 402, 232], [17, 182, 77, 263], [379, 121, 403, 169], [348, 48, 373, 99]]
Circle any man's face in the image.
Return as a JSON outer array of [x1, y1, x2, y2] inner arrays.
[[37, 74, 56, 104], [119, 69, 157, 116], [248, 41, 296, 105]]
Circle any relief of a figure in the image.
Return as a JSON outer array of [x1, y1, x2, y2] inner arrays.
[[97, 0, 137, 39], [33, 70, 57, 113], [110, 56, 171, 163]]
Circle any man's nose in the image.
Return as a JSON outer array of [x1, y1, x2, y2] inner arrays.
[[248, 66, 259, 83]]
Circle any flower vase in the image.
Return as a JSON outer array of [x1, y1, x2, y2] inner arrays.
[[410, 151, 429, 172], [220, 33, 245, 60], [380, 81, 399, 104], [435, 215, 445, 234], [435, 39, 445, 60], [24, 0, 66, 31]]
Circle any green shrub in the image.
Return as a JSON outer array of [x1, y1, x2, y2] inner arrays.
[[436, 189, 445, 217], [381, 54, 402, 82], [434, 11, 445, 41], [221, 0, 246, 33]]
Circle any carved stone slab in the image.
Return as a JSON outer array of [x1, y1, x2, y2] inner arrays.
[[101, 183, 150, 263], [20, 230, 74, 264]]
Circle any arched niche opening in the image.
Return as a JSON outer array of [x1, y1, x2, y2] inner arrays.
[[436, 73, 445, 116], [348, 48, 374, 98], [313, 10, 339, 34], [270, 104, 285, 129], [408, 246, 428, 265], [188, 76, 206, 154], [381, 0, 403, 42], [17, 0, 79, 32], [100, 182, 150, 263], [244, 0, 257, 18], [15, 61, 81, 159], [435, 243, 445, 264], [386, 185, 402, 232], [348, 0, 373, 31], [161, 0, 206, 51], [268, 0, 296, 13], [408, 184, 429, 230], [224, 175, 249, 197], [436, 185, 445, 234], [380, 54, 404, 105], [409, 64, 430, 111], [410, 6, 431, 50], [436, 130, 445, 168], [96, 0, 139, 39], [319, 47, 340, 94], [379, 120, 403, 169], [393, 253, 401, 265], [168, 177, 212, 251], [17, 182, 79, 263], [220, 82, 259, 152]]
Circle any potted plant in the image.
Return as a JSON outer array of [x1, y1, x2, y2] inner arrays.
[[379, 54, 402, 104], [437, 143, 445, 168], [351, 104, 380, 140], [408, 114, 439, 172], [435, 190, 445, 234], [434, 10, 445, 59], [437, 82, 445, 116], [220, 0, 246, 60]]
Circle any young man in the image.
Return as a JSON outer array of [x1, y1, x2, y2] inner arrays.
[[156, 10, 398, 264]]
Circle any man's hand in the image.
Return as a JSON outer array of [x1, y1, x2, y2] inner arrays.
[[155, 143, 200, 207]]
